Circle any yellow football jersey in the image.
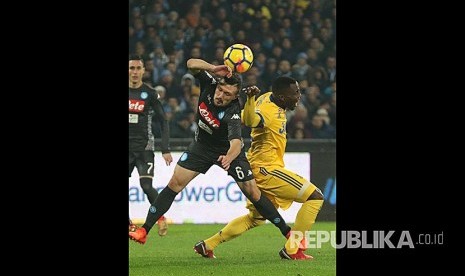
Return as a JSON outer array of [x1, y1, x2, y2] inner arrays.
[[247, 92, 287, 169]]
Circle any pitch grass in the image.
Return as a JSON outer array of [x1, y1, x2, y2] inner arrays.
[[129, 222, 336, 276]]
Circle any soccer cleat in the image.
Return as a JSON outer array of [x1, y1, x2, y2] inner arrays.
[[157, 216, 168, 237], [193, 240, 216, 259], [279, 248, 313, 260], [129, 227, 147, 244]]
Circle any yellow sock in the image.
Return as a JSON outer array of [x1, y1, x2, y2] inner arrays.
[[205, 214, 264, 250], [285, 199, 324, 254]]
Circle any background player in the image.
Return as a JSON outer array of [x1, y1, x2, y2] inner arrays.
[[129, 54, 173, 236]]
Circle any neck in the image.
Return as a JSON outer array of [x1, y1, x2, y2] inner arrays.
[[129, 82, 143, 89], [270, 94, 286, 109]]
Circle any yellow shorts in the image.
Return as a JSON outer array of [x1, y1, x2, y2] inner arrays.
[[246, 166, 318, 217]]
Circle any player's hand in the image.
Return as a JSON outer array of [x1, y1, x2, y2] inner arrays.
[[243, 85, 260, 98], [217, 155, 232, 171], [162, 153, 173, 166], [212, 64, 232, 78]]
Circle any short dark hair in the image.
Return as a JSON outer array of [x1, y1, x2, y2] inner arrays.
[[272, 76, 297, 96], [129, 54, 144, 65], [217, 73, 242, 92]]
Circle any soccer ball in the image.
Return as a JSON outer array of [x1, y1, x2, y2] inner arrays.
[[223, 44, 254, 73]]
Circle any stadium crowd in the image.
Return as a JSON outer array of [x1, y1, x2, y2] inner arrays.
[[129, 0, 336, 139]]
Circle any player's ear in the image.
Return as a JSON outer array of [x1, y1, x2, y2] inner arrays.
[[234, 89, 240, 99]]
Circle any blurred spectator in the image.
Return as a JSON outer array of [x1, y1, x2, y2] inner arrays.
[[301, 85, 322, 119], [325, 55, 336, 82], [292, 52, 311, 82], [129, 0, 336, 139], [277, 60, 292, 77], [287, 105, 311, 138], [262, 58, 279, 91], [157, 70, 183, 100], [170, 112, 195, 138], [308, 66, 329, 90], [154, 85, 167, 105], [323, 81, 336, 100], [309, 113, 336, 139]]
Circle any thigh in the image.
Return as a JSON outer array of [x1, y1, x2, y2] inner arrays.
[[135, 151, 155, 177], [169, 164, 201, 192], [227, 151, 254, 182], [256, 167, 317, 209], [177, 143, 214, 174]]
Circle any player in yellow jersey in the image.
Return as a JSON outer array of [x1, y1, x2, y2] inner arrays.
[[194, 76, 324, 260]]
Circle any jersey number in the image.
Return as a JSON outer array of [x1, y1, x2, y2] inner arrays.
[[147, 162, 154, 174], [235, 166, 244, 179]]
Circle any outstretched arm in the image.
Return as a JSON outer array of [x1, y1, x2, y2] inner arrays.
[[187, 58, 232, 78], [242, 86, 262, 128]]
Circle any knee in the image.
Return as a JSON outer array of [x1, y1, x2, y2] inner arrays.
[[167, 175, 185, 192]]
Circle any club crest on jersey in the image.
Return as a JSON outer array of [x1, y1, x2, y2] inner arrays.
[[199, 102, 220, 128], [180, 152, 188, 161], [129, 99, 145, 112], [218, 111, 225, 120], [140, 91, 148, 99]]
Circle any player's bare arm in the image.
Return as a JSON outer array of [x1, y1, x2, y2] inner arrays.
[[217, 138, 242, 171], [243, 86, 262, 128], [187, 58, 232, 78]]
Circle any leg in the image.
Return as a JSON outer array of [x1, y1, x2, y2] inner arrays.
[[129, 152, 136, 231], [199, 201, 266, 257], [282, 189, 324, 258], [137, 151, 168, 236], [129, 165, 199, 244], [136, 151, 158, 204], [237, 179, 291, 237], [226, 153, 291, 237], [257, 167, 324, 259], [143, 164, 199, 232]]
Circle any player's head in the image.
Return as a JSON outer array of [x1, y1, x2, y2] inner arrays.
[[272, 76, 301, 110], [213, 73, 242, 107], [129, 54, 145, 87]]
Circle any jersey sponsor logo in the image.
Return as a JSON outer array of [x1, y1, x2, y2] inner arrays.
[[231, 113, 240, 120], [129, 99, 145, 112], [198, 120, 213, 134], [140, 91, 148, 99], [199, 102, 220, 128]]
